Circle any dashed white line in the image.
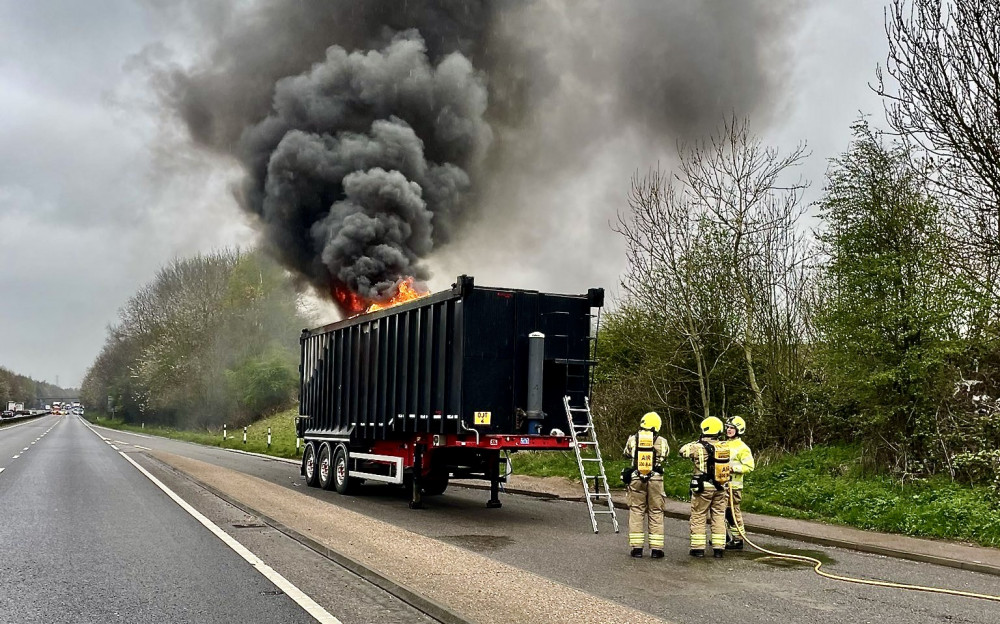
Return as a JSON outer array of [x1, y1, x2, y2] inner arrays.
[[12, 455, 19, 459], [134, 445, 152, 451]]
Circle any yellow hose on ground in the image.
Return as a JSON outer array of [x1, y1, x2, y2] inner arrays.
[[726, 487, 1000, 603]]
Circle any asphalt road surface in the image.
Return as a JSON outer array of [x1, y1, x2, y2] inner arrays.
[[0, 414, 437, 624], [86, 419, 1000, 624]]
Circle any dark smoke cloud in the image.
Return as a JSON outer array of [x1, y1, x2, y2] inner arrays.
[[159, 0, 801, 303]]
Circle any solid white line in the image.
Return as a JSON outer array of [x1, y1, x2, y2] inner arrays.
[[115, 451, 343, 624], [78, 419, 342, 624], [90, 423, 153, 439], [110, 445, 120, 451]]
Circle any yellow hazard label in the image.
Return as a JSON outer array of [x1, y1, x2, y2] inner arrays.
[[637, 450, 654, 475], [474, 411, 491, 425]]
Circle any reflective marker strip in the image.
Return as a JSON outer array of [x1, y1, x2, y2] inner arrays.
[[115, 451, 343, 624]]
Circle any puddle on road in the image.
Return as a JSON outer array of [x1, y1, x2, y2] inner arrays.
[[746, 547, 836, 569], [440, 534, 514, 552]]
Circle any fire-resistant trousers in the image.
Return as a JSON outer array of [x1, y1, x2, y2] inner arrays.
[[689, 487, 728, 550], [725, 488, 745, 541], [627, 475, 665, 549]]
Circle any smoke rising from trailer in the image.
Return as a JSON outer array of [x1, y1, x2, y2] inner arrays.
[[161, 0, 800, 307]]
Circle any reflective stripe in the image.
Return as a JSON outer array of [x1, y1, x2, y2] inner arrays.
[[629, 532, 645, 546], [711, 533, 726, 546], [691, 535, 707, 546], [649, 537, 664, 547]]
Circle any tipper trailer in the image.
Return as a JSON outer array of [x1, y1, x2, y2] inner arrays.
[[297, 275, 604, 508]]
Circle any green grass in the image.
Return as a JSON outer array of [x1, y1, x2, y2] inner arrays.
[[90, 408, 302, 459], [510, 444, 1000, 548]]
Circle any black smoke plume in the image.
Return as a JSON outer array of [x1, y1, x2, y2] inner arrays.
[[160, 1, 800, 307]]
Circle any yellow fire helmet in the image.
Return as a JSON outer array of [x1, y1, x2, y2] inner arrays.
[[700, 416, 724, 436], [639, 411, 662, 432], [727, 416, 746, 435]]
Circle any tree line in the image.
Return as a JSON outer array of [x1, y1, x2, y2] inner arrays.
[[595, 0, 1000, 489], [81, 249, 307, 430], [0, 368, 74, 408]]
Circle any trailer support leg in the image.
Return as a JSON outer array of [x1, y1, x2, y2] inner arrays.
[[486, 451, 502, 509], [409, 444, 425, 510]]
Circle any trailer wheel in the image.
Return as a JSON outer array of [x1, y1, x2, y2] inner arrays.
[[332, 445, 357, 495], [303, 443, 320, 487], [319, 443, 337, 490], [422, 473, 449, 496]]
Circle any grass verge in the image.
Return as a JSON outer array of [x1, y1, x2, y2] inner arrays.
[[90, 408, 302, 459], [510, 444, 1000, 548]]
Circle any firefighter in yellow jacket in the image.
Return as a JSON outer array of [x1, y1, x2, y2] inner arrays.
[[724, 416, 755, 550], [622, 412, 670, 558], [679, 417, 731, 558]]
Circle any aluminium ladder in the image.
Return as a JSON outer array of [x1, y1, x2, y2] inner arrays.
[[564, 395, 619, 534]]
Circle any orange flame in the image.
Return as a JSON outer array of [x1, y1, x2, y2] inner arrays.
[[330, 277, 429, 317], [365, 277, 429, 313]]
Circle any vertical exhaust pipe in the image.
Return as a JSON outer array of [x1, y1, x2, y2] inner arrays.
[[527, 332, 545, 435]]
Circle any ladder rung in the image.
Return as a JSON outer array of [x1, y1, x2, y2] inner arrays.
[[568, 408, 589, 412], [589, 492, 610, 497], [581, 458, 601, 462], [593, 510, 616, 515], [576, 440, 596, 445]]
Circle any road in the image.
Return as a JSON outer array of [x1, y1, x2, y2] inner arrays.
[[0, 414, 437, 624], [82, 418, 1000, 624]]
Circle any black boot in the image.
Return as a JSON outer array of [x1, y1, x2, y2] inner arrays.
[[725, 539, 744, 550], [650, 549, 664, 559], [713, 549, 724, 559], [689, 549, 705, 558], [631, 548, 643, 558]]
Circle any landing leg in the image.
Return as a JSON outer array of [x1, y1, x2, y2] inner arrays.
[[486, 451, 502, 509], [409, 444, 424, 509]]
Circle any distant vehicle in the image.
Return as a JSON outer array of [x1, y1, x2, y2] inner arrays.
[[1, 410, 14, 419]]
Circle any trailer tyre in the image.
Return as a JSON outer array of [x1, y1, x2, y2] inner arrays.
[[318, 443, 336, 491], [422, 473, 449, 496], [332, 445, 357, 495], [303, 443, 320, 487]]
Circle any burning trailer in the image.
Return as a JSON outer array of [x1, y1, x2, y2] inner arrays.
[[297, 275, 604, 508]]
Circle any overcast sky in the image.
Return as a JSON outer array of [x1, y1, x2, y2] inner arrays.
[[0, 1, 887, 388]]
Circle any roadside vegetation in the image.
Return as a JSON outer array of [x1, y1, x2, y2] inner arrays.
[[90, 407, 301, 459]]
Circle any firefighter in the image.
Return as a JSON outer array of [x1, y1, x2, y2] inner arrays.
[[724, 416, 755, 549], [679, 416, 731, 558], [622, 412, 670, 558]]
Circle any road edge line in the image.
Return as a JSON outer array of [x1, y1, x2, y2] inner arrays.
[[142, 454, 472, 624], [80, 419, 344, 624]]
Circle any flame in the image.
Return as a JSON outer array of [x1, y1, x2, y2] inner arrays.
[[330, 277, 429, 317], [365, 277, 428, 313]]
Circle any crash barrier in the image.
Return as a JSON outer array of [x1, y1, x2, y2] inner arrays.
[[728, 487, 1000, 603]]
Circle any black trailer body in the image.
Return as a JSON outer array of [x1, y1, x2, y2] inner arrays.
[[297, 275, 604, 508]]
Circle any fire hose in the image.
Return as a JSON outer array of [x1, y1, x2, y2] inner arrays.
[[726, 486, 1000, 603]]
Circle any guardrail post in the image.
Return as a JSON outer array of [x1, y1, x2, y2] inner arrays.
[[243, 426, 247, 444]]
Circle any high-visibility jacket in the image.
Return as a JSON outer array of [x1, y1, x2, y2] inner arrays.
[[725, 437, 755, 489]]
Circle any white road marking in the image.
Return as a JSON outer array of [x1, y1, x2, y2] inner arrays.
[[22, 447, 28, 451], [113, 440, 129, 445], [110, 445, 120, 451], [133, 445, 152, 451], [80, 421, 342, 624], [0, 468, 5, 474], [12, 455, 19, 459]]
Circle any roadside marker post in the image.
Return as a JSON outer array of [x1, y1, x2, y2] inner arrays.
[[267, 427, 272, 449], [296, 437, 300, 454], [223, 424, 227, 441], [243, 426, 247, 444]]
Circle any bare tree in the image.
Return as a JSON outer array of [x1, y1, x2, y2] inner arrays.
[[678, 116, 809, 418], [876, 0, 1000, 330]]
